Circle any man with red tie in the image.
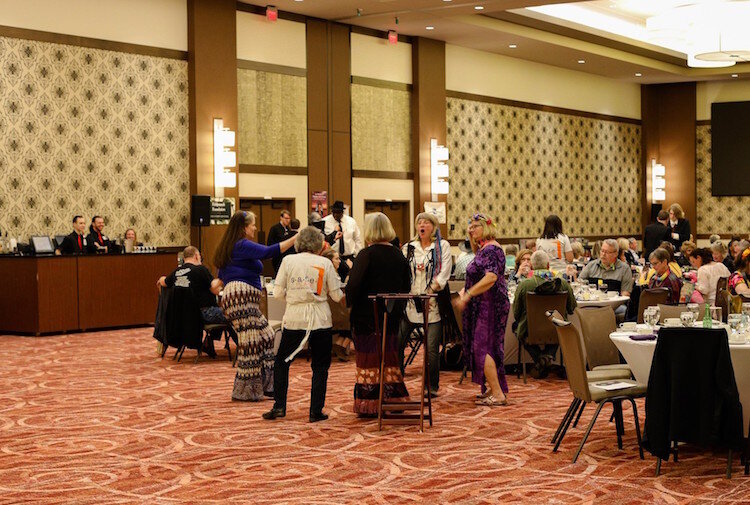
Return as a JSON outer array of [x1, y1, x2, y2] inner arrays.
[[86, 215, 111, 254], [56, 215, 88, 255]]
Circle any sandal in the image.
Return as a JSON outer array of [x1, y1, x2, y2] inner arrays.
[[475, 395, 509, 407], [475, 390, 491, 399]]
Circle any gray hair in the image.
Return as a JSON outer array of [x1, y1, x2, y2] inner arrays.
[[628, 237, 637, 245], [530, 250, 550, 270], [295, 226, 324, 253], [649, 247, 670, 264], [738, 239, 750, 253], [710, 241, 727, 255], [308, 212, 322, 223], [603, 238, 619, 253], [505, 244, 519, 256], [709, 234, 721, 244]]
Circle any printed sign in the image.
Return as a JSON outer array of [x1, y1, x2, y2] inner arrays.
[[210, 197, 234, 225]]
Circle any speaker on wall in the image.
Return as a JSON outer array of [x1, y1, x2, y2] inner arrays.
[[191, 195, 211, 226]]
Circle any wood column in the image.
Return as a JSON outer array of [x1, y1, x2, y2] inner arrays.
[[411, 38, 447, 235], [306, 20, 351, 214], [640, 83, 696, 233], [187, 0, 238, 270]]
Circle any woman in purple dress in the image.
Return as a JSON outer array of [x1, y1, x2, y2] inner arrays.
[[455, 214, 510, 407]]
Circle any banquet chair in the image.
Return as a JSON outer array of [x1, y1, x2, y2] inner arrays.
[[547, 311, 646, 463], [715, 277, 728, 305], [521, 292, 569, 383], [576, 306, 632, 374], [715, 289, 730, 322], [637, 288, 669, 323], [657, 303, 688, 323]]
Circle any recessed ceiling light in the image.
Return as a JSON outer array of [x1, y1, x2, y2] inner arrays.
[[731, 73, 739, 78], [474, 5, 484, 10], [509, 44, 517, 48], [426, 26, 434, 30], [635, 72, 642, 77], [443, 0, 452, 2], [577, 59, 585, 64]]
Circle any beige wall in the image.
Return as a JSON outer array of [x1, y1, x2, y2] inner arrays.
[[696, 80, 750, 121], [445, 44, 641, 120], [0, 0, 187, 50], [350, 33, 411, 84], [238, 174, 309, 225], [236, 12, 306, 68], [352, 178, 415, 238]]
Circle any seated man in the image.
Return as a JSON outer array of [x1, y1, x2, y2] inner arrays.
[[157, 246, 233, 357], [513, 251, 577, 378], [648, 247, 683, 305], [579, 238, 634, 320], [86, 215, 113, 254], [56, 215, 88, 255]]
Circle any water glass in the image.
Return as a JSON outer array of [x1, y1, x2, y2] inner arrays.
[[652, 305, 661, 324], [728, 314, 742, 335], [710, 306, 722, 323], [644, 307, 657, 328], [680, 311, 695, 327], [599, 283, 608, 293], [687, 303, 700, 320]]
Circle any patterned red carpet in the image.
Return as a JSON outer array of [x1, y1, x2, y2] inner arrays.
[[0, 328, 748, 504]]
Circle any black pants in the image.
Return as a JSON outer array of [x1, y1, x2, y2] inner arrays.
[[273, 328, 332, 415], [523, 343, 558, 366]]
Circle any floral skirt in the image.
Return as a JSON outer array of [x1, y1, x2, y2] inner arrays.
[[353, 328, 409, 415], [221, 281, 274, 401]]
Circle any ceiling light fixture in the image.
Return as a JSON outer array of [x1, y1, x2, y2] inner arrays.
[[509, 44, 517, 48], [426, 26, 434, 30], [732, 74, 739, 78], [577, 59, 585, 64], [635, 72, 642, 76], [474, 5, 484, 10]]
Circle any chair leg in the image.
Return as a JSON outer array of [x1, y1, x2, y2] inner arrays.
[[613, 400, 625, 449], [177, 346, 186, 362], [517, 339, 521, 379], [173, 347, 181, 360], [572, 401, 586, 428], [573, 401, 606, 463], [224, 331, 232, 362], [552, 398, 579, 444], [554, 399, 581, 453], [627, 397, 644, 460], [655, 457, 662, 476], [522, 345, 527, 384]]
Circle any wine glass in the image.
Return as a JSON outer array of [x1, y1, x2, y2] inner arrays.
[[599, 283, 608, 293], [680, 311, 695, 327], [710, 306, 722, 324], [652, 305, 661, 324], [687, 303, 700, 320], [728, 314, 742, 336], [644, 307, 657, 329], [741, 303, 750, 331]]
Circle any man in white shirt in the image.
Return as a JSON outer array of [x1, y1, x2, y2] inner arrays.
[[322, 200, 363, 260]]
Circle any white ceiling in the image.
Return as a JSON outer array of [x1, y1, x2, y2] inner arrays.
[[239, 0, 749, 83]]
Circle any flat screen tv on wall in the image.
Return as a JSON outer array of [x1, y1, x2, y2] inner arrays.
[[711, 101, 750, 196]]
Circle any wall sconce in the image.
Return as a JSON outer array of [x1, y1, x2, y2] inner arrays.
[[651, 159, 666, 202], [214, 118, 237, 189], [430, 138, 449, 196]]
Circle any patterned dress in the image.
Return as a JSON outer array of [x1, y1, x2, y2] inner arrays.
[[462, 244, 510, 394], [221, 281, 276, 401]]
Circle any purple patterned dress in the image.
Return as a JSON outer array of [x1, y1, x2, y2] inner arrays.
[[462, 244, 510, 394]]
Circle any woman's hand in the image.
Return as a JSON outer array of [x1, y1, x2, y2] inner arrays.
[[518, 263, 531, 277], [210, 278, 224, 295]]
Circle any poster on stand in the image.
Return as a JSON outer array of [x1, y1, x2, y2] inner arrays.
[[210, 197, 235, 225], [312, 191, 328, 217], [424, 202, 446, 224]]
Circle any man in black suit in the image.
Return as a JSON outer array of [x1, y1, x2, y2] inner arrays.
[[56, 215, 88, 255], [86, 215, 112, 254], [643, 210, 670, 261], [267, 210, 293, 273]]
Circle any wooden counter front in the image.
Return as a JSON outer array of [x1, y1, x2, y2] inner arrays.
[[77, 253, 178, 330], [0, 253, 177, 334]]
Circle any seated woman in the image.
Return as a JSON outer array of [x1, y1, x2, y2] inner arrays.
[[510, 248, 533, 283], [263, 226, 344, 423], [679, 241, 696, 267], [648, 248, 683, 305], [345, 212, 411, 416], [639, 241, 682, 285], [689, 247, 730, 305], [728, 248, 750, 297]]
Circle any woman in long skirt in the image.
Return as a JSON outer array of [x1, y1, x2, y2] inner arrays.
[[215, 211, 296, 401]]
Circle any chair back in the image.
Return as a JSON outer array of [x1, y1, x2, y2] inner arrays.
[[637, 288, 669, 323], [575, 306, 619, 369], [547, 311, 591, 402], [450, 291, 464, 335], [526, 292, 569, 345], [657, 303, 693, 323], [715, 276, 728, 305], [715, 288, 730, 322], [329, 297, 351, 331]]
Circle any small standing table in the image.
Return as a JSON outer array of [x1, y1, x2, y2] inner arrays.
[[369, 293, 436, 432]]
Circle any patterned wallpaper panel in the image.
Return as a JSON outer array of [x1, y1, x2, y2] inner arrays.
[[0, 36, 189, 245], [696, 124, 750, 235], [237, 69, 306, 167], [351, 83, 411, 173], [446, 97, 642, 240]]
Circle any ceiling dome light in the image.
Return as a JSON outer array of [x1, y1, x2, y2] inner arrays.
[[474, 5, 484, 10]]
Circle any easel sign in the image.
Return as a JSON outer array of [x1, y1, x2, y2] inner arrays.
[[312, 191, 328, 217], [424, 202, 446, 224], [210, 197, 234, 225]]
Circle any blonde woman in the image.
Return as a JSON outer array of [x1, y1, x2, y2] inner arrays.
[[215, 211, 296, 401], [399, 212, 452, 397], [667, 203, 691, 251], [455, 214, 510, 407], [345, 213, 411, 416]]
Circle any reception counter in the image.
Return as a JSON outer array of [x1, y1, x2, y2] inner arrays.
[[0, 253, 178, 335]]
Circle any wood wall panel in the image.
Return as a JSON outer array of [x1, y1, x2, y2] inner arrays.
[[0, 258, 40, 333], [306, 20, 328, 133], [640, 83, 696, 232], [37, 259, 79, 333], [330, 23, 351, 135]]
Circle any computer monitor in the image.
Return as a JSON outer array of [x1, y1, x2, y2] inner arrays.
[[53, 235, 67, 248], [31, 236, 55, 255]]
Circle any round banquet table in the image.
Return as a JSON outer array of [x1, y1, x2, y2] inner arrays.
[[576, 295, 630, 309], [610, 326, 750, 436]]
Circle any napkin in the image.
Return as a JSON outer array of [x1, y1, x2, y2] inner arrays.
[[629, 334, 657, 341]]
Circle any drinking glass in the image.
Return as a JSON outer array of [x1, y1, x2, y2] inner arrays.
[[652, 305, 661, 324], [710, 306, 722, 324], [644, 307, 657, 329], [599, 283, 608, 293], [680, 311, 695, 327], [687, 303, 700, 320], [728, 314, 742, 335]]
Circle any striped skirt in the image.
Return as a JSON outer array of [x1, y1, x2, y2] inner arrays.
[[353, 328, 409, 415], [221, 281, 275, 401]]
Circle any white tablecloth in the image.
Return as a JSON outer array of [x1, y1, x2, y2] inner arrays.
[[577, 295, 630, 308], [610, 328, 750, 436]]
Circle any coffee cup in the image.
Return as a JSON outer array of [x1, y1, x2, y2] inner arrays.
[[620, 322, 637, 331], [663, 318, 681, 327]]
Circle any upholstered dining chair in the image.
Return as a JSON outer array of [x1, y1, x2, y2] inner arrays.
[[715, 276, 729, 305], [637, 288, 669, 323], [576, 306, 632, 374], [521, 292, 569, 384], [547, 311, 646, 463]]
